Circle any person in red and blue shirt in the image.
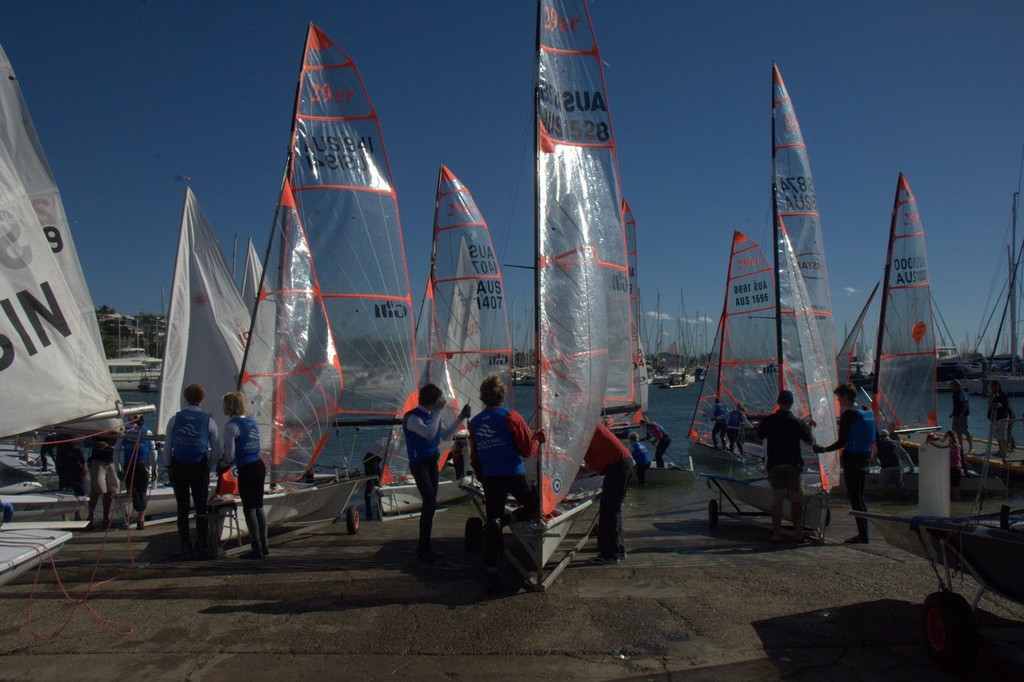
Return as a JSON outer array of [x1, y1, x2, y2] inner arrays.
[[468, 374, 541, 593], [403, 383, 470, 562], [639, 417, 671, 468], [585, 423, 634, 563]]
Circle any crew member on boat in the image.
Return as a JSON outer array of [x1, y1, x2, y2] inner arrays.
[[402, 383, 470, 562], [116, 416, 155, 530], [217, 391, 268, 558], [468, 374, 540, 594], [711, 399, 728, 449], [639, 417, 671, 468], [585, 423, 634, 563], [814, 383, 876, 544], [163, 382, 220, 560]]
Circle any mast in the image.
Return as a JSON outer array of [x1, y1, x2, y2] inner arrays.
[[532, 0, 543, 518], [1012, 191, 1019, 373], [770, 64, 784, 393]]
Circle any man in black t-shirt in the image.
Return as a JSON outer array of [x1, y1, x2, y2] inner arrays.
[[756, 390, 813, 543]]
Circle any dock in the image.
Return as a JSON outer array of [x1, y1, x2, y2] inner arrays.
[[3, 491, 1024, 680]]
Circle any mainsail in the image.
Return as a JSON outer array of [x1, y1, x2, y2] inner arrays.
[[241, 23, 416, 482], [772, 64, 837, 386], [622, 199, 648, 419], [534, 0, 620, 515], [157, 187, 250, 429], [872, 173, 937, 431], [837, 282, 879, 384], [240, 237, 262, 310]]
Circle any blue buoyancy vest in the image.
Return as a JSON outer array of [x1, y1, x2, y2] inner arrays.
[[403, 406, 441, 466], [727, 410, 744, 428], [845, 408, 876, 453], [713, 403, 728, 423], [171, 410, 211, 464], [122, 427, 152, 468], [230, 416, 262, 467], [629, 441, 651, 466], [470, 407, 524, 477]]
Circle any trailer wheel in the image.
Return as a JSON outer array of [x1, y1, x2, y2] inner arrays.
[[345, 506, 360, 535], [708, 499, 719, 528], [465, 517, 484, 550], [923, 591, 977, 670]]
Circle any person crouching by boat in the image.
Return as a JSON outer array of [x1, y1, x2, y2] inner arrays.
[[756, 390, 812, 543], [585, 423, 634, 563], [468, 375, 540, 593], [639, 417, 671, 468], [627, 432, 651, 487], [403, 383, 471, 562], [814, 383, 876, 544], [875, 429, 913, 502], [926, 430, 965, 500], [84, 433, 118, 531], [163, 382, 220, 560], [116, 416, 155, 530], [987, 380, 1014, 459], [218, 391, 268, 558]]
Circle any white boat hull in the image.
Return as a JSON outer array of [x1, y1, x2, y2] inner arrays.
[[377, 476, 470, 517], [6, 492, 85, 522], [0, 481, 43, 495], [702, 473, 830, 540], [0, 529, 73, 586]]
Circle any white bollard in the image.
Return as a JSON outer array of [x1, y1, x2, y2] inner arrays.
[[917, 443, 950, 517]]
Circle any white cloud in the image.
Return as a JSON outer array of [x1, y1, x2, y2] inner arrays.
[[844, 286, 859, 295]]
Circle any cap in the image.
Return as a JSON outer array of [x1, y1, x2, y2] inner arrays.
[[879, 429, 890, 438]]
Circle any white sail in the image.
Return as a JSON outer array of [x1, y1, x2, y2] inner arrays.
[[240, 237, 262, 311], [157, 187, 250, 429], [622, 199, 648, 418], [0, 142, 121, 437], [0, 43, 107, 370]]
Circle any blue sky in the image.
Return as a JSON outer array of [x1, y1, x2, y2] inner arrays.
[[4, 0, 1024, 357]]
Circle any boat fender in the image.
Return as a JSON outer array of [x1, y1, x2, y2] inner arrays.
[[216, 469, 238, 496]]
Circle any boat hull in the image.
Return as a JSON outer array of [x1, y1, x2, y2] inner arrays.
[[377, 476, 470, 517], [0, 529, 73, 586], [701, 473, 830, 539], [6, 492, 85, 522]]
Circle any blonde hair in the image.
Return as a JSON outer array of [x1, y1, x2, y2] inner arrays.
[[479, 375, 506, 407], [628, 432, 639, 442], [222, 391, 247, 417]]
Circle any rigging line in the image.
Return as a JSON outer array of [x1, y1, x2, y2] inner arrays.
[[498, 105, 533, 273]]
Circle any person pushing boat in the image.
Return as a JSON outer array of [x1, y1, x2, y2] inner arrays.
[[639, 417, 671, 468]]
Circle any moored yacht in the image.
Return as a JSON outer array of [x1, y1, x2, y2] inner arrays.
[[106, 347, 162, 392]]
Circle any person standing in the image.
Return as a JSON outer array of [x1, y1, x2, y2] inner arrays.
[[874, 429, 912, 502], [711, 398, 729, 449], [756, 390, 813, 543], [362, 437, 388, 521], [627, 432, 651, 487], [585, 423, 635, 563], [987, 379, 1013, 459], [468, 374, 540, 594], [116, 416, 155, 530], [639, 417, 671, 468], [84, 434, 118, 530], [402, 383, 470, 562], [726, 402, 753, 456], [217, 391, 268, 558], [163, 382, 220, 560], [51, 433, 88, 497], [815, 383, 876, 544], [948, 380, 974, 455]]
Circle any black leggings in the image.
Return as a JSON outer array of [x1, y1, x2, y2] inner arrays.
[[170, 460, 210, 549], [842, 451, 870, 540]]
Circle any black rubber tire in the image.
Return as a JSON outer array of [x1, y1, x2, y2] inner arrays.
[[923, 591, 977, 670], [465, 516, 484, 550], [708, 499, 719, 528], [345, 506, 360, 535]]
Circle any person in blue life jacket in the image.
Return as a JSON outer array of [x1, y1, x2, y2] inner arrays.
[[726, 402, 754, 456], [814, 383, 876, 544], [627, 432, 651, 487], [639, 417, 671, 468], [402, 383, 471, 562], [163, 382, 221, 560], [468, 374, 542, 594], [115, 415, 155, 530], [948, 379, 974, 455], [216, 391, 268, 558], [711, 398, 729, 449]]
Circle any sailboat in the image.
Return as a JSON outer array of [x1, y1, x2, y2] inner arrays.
[[463, 0, 622, 591], [238, 23, 416, 534], [376, 165, 511, 516], [240, 237, 262, 310], [836, 282, 879, 388], [622, 200, 650, 417], [0, 42, 150, 573]]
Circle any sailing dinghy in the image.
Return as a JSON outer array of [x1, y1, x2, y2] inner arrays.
[[377, 165, 512, 517]]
